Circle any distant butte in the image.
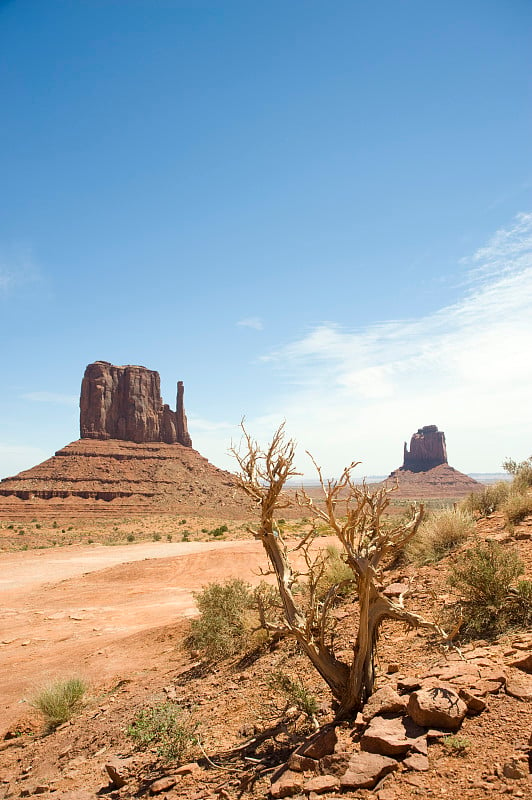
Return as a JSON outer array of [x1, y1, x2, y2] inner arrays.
[[386, 424, 482, 498], [0, 362, 253, 517]]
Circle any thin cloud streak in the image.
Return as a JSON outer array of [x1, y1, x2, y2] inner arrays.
[[237, 316, 264, 330], [22, 392, 78, 406]]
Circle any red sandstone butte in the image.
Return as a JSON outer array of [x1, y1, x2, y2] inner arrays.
[[80, 361, 192, 447], [402, 424, 447, 472]]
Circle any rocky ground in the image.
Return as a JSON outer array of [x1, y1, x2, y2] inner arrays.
[[0, 510, 531, 800]]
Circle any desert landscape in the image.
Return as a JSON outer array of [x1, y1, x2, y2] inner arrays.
[[0, 363, 530, 800]]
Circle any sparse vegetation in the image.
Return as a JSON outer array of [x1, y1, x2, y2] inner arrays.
[[317, 544, 356, 598], [442, 735, 471, 756], [30, 677, 87, 731], [232, 423, 448, 718], [502, 455, 532, 493], [405, 508, 474, 564], [127, 702, 198, 762], [460, 481, 510, 517], [270, 670, 319, 724], [448, 541, 526, 636], [187, 579, 255, 660], [501, 492, 532, 526]]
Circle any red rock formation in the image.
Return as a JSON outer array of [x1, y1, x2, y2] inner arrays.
[[402, 425, 447, 472], [80, 361, 191, 447]]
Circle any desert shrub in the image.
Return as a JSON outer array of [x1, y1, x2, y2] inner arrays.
[[127, 533, 135, 542], [448, 541, 525, 637], [503, 456, 532, 494], [405, 508, 474, 564], [153, 532, 161, 541], [507, 580, 532, 628], [318, 545, 356, 597], [127, 702, 197, 762], [187, 579, 255, 660], [442, 735, 471, 756], [460, 482, 510, 517], [502, 493, 532, 526], [30, 677, 86, 731], [270, 670, 318, 721]]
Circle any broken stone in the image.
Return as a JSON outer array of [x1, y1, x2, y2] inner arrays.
[[396, 676, 421, 693], [403, 752, 429, 771], [407, 687, 467, 731], [362, 686, 407, 722], [340, 752, 398, 790], [149, 776, 177, 794], [361, 715, 426, 756], [270, 770, 305, 798], [458, 687, 488, 714], [505, 674, 532, 701], [510, 653, 532, 673], [502, 760, 528, 780], [319, 752, 351, 776], [287, 753, 319, 773], [303, 775, 340, 794], [104, 762, 127, 788], [175, 762, 202, 776], [296, 727, 337, 760]]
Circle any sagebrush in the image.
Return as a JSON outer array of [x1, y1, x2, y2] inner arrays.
[[187, 579, 255, 660], [127, 702, 197, 761], [448, 541, 526, 637]]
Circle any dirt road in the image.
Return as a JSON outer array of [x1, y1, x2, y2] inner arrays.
[[0, 539, 268, 733]]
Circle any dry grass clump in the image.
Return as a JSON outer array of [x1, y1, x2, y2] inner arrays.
[[404, 507, 474, 564], [501, 492, 532, 526], [460, 481, 510, 517], [30, 677, 86, 731]]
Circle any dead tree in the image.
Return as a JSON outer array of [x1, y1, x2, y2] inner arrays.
[[232, 424, 448, 719]]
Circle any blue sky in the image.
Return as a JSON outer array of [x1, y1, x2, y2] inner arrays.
[[1, 0, 531, 479]]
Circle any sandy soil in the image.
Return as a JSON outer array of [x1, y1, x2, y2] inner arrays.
[[0, 539, 269, 732]]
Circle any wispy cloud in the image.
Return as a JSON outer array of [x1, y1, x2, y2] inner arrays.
[[200, 213, 532, 477], [21, 392, 78, 406], [0, 245, 42, 296], [237, 316, 264, 331]]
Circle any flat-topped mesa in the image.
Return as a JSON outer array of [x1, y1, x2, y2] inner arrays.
[[80, 361, 192, 447], [401, 424, 447, 472]]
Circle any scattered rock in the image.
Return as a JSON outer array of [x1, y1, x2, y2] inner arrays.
[[510, 653, 532, 674], [175, 762, 202, 776], [502, 760, 528, 780], [296, 727, 337, 760], [458, 687, 488, 714], [340, 752, 399, 790], [287, 753, 319, 773], [407, 687, 467, 731], [270, 770, 305, 798], [362, 686, 407, 721], [403, 752, 429, 771], [303, 775, 340, 794], [104, 762, 127, 788], [505, 674, 532, 701], [149, 776, 177, 794], [397, 676, 421, 694], [361, 715, 426, 756]]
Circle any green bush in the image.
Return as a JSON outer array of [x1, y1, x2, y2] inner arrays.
[[270, 670, 318, 720], [30, 677, 86, 731], [405, 508, 474, 564], [502, 493, 532, 526], [460, 482, 510, 517], [448, 542, 525, 637], [503, 456, 532, 494], [127, 702, 197, 762], [187, 579, 255, 660]]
